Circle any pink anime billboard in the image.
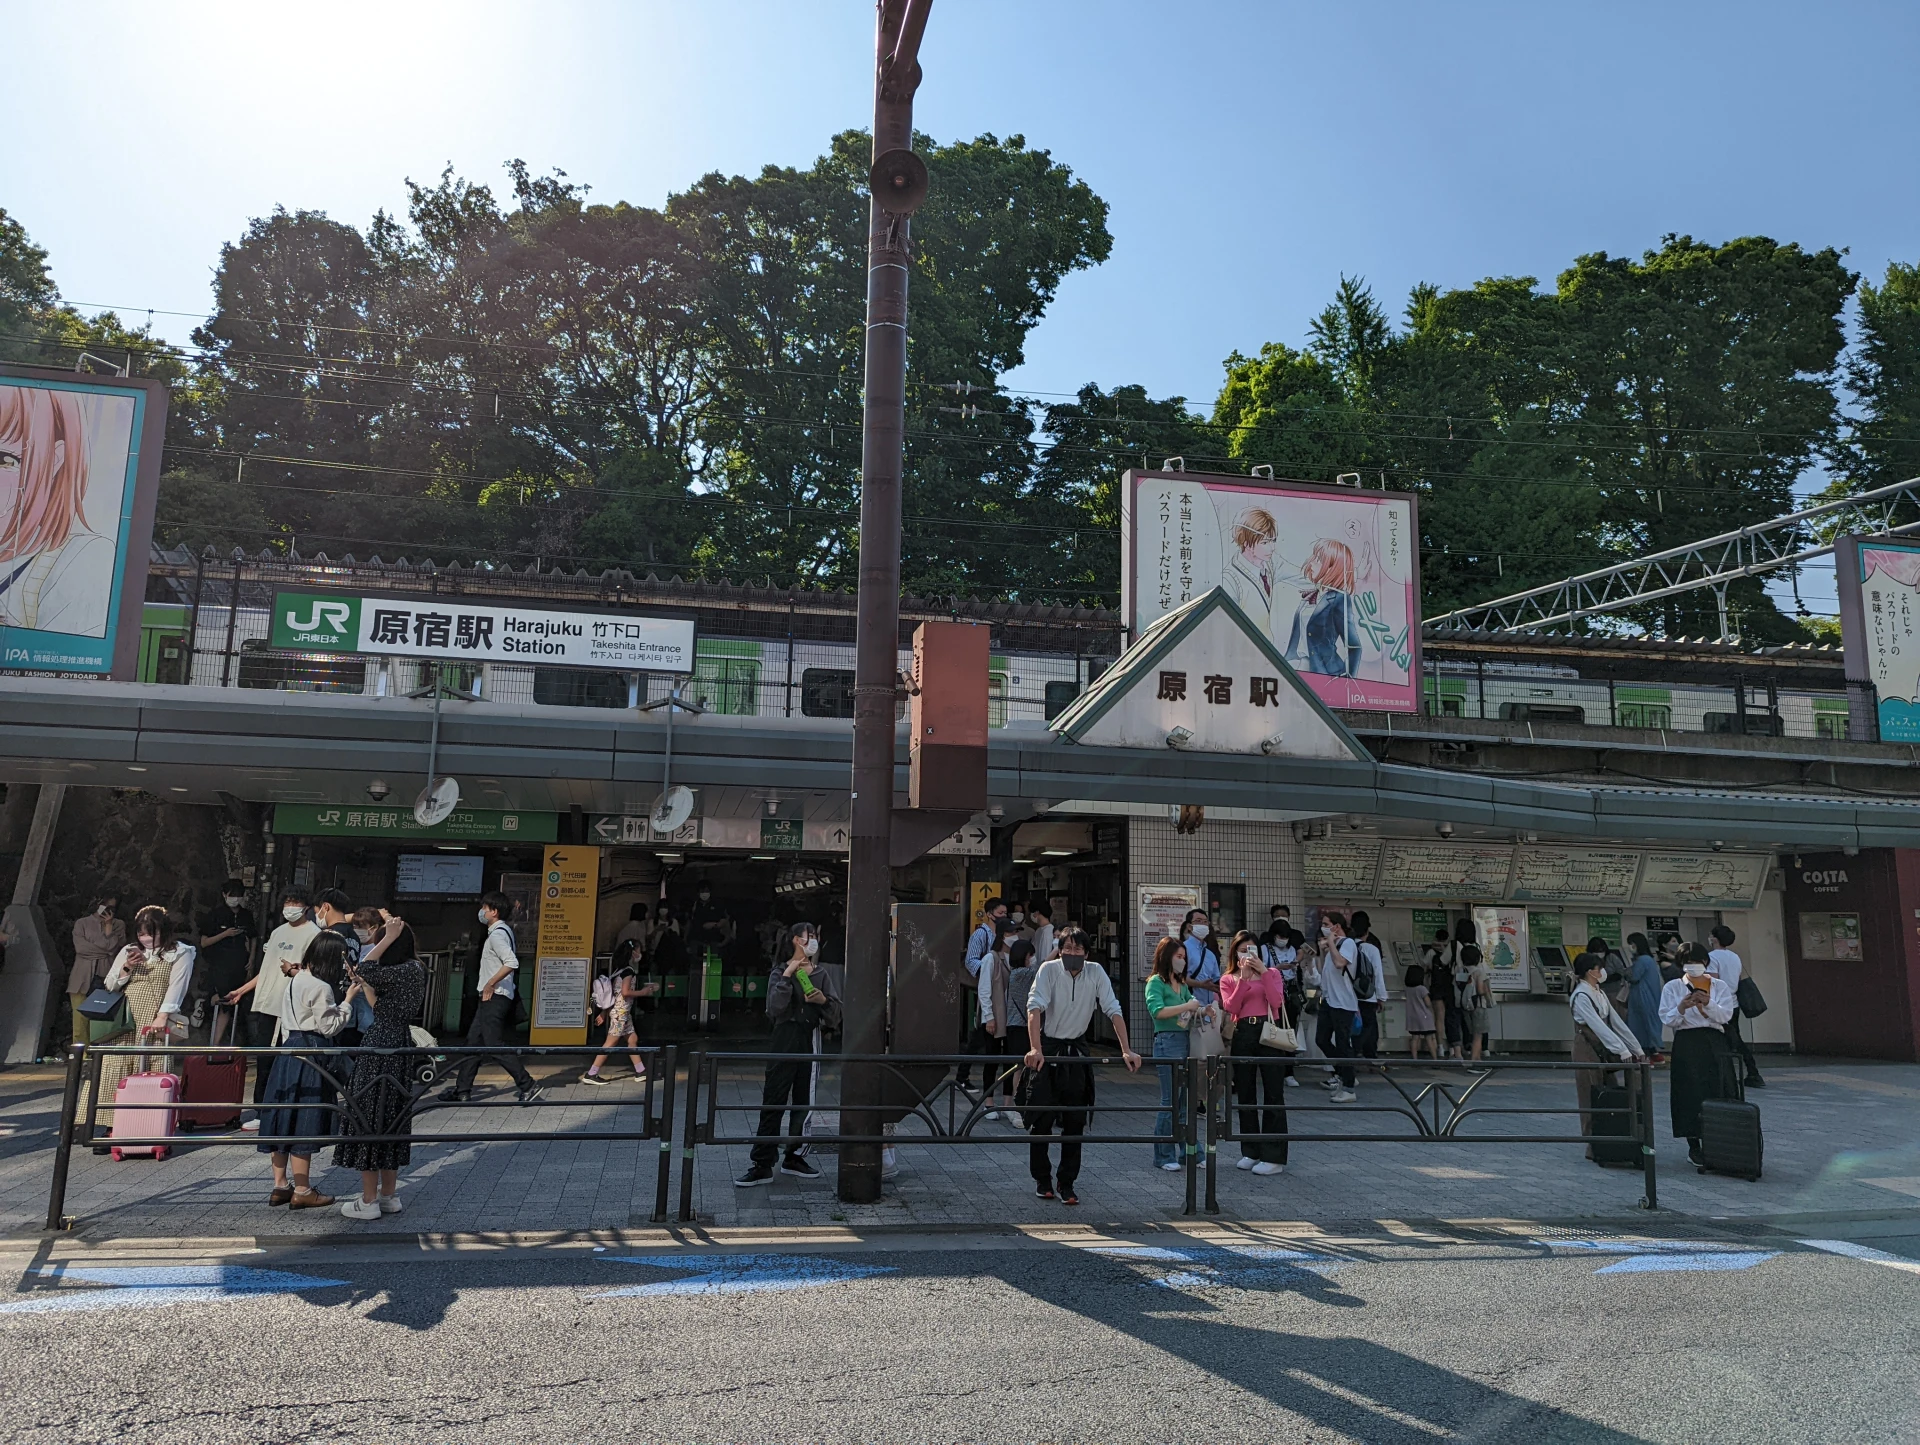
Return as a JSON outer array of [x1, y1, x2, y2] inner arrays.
[[1121, 470, 1422, 713], [0, 368, 167, 677]]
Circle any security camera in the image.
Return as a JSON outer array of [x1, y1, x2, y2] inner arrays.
[[1165, 726, 1194, 750], [988, 804, 1004, 822], [764, 794, 780, 817], [1436, 821, 1454, 839], [1260, 734, 1286, 756], [1711, 840, 1724, 852], [366, 779, 391, 802]]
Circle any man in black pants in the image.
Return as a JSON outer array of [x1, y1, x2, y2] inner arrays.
[[441, 891, 541, 1103], [738, 922, 841, 1187], [1349, 910, 1385, 1062], [1022, 928, 1141, 1206]]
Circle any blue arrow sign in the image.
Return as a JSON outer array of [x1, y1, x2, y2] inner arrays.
[[1531, 1238, 1779, 1274], [592, 1253, 895, 1297], [0, 1265, 347, 1316]]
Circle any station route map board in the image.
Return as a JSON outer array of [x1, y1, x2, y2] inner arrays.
[[1376, 842, 1514, 900], [1634, 852, 1770, 909], [1302, 841, 1382, 895], [1505, 848, 1642, 905]]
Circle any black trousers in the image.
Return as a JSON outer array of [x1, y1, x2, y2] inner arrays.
[[246, 1009, 279, 1105], [1321, 1006, 1358, 1087], [957, 1019, 993, 1087], [1723, 1016, 1761, 1079], [1229, 1023, 1289, 1164], [751, 1022, 816, 1168], [1028, 1041, 1093, 1190], [450, 995, 533, 1094], [1356, 1001, 1381, 1059]]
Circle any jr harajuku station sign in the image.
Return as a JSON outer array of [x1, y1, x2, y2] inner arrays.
[[271, 591, 696, 672]]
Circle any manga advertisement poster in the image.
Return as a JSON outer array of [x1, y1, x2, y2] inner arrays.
[[0, 368, 167, 677], [1836, 534, 1920, 742], [1122, 470, 1421, 713]]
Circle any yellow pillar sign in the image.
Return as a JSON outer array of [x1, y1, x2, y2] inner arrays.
[[529, 844, 600, 1045]]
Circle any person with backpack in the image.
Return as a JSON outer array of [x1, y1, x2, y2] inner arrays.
[[737, 921, 840, 1187], [439, 892, 541, 1105], [1420, 928, 1455, 1060], [1460, 943, 1493, 1062], [1708, 924, 1764, 1089], [1316, 912, 1361, 1103], [581, 964, 655, 1085], [957, 897, 1006, 1091], [1347, 911, 1386, 1060]]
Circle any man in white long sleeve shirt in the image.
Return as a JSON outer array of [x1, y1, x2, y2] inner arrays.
[[1021, 928, 1140, 1205]]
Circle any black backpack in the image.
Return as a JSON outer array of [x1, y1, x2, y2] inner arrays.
[[1352, 942, 1379, 1003]]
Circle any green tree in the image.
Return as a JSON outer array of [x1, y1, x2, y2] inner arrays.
[[1840, 260, 1920, 493], [0, 208, 56, 343]]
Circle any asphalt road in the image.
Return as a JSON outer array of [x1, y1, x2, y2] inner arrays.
[[2, 1221, 1916, 1445]]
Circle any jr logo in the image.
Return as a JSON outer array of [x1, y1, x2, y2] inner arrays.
[[285, 600, 352, 635]]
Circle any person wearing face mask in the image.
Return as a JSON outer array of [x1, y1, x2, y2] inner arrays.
[[1144, 936, 1200, 1169], [68, 893, 126, 1048], [1178, 910, 1224, 1063], [225, 888, 320, 1126], [86, 906, 197, 1125], [195, 881, 256, 1043], [441, 891, 541, 1104], [737, 922, 841, 1187], [1623, 932, 1666, 1062], [1316, 913, 1360, 1102], [1569, 951, 1644, 1157], [1025, 900, 1055, 967], [957, 898, 1007, 1093], [1022, 927, 1142, 1206], [976, 920, 1021, 1120], [1659, 943, 1739, 1166], [1220, 929, 1291, 1175]]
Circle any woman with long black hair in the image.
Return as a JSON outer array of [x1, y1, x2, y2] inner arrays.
[[256, 931, 352, 1210], [335, 913, 425, 1221]]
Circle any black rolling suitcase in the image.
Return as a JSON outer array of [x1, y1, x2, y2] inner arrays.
[[1588, 1084, 1639, 1167], [1697, 1066, 1762, 1180]]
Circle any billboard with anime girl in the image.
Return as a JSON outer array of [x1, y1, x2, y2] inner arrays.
[[0, 367, 167, 677], [1121, 469, 1421, 713]]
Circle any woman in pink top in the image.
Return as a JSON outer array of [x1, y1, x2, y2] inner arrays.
[[1219, 930, 1291, 1174]]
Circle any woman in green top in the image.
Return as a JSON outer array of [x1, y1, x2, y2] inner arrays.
[[1146, 936, 1203, 1169]]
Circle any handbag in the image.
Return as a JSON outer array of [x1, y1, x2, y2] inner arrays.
[[1258, 1009, 1297, 1054], [79, 986, 127, 1022], [1735, 976, 1767, 1018]]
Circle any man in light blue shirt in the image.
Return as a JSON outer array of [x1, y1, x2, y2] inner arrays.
[[957, 898, 1007, 1090]]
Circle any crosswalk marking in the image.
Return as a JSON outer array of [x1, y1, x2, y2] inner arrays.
[[592, 1253, 895, 1297], [0, 1265, 346, 1316]]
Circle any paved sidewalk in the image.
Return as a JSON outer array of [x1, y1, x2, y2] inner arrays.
[[3, 1054, 1917, 1240]]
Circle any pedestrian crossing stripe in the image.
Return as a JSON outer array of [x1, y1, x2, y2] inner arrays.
[[592, 1254, 895, 1297], [1799, 1240, 1920, 1275], [1530, 1239, 1779, 1274], [0, 1266, 347, 1315]]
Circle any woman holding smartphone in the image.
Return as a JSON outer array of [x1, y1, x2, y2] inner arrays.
[[1658, 942, 1737, 1166], [335, 913, 425, 1220], [85, 906, 196, 1125]]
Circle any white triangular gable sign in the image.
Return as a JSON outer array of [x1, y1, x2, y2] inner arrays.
[[1052, 588, 1371, 762]]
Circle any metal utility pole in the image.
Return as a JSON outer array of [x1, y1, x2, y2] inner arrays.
[[842, 0, 931, 1204]]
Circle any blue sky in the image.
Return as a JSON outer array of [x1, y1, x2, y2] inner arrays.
[[5, 0, 1917, 606]]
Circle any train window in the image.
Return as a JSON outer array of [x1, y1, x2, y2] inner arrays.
[[1616, 701, 1671, 729], [534, 667, 629, 709], [801, 667, 856, 718], [1702, 711, 1784, 737], [693, 653, 761, 716], [1044, 680, 1081, 721], [1497, 702, 1585, 725], [989, 671, 1008, 728], [236, 640, 366, 694], [1814, 710, 1849, 740]]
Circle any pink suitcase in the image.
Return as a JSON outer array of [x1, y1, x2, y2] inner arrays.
[[110, 1070, 180, 1161]]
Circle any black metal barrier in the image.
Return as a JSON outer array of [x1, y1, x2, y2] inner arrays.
[[681, 1050, 1194, 1220], [672, 1050, 1660, 1220], [1196, 1055, 1660, 1213], [44, 1041, 677, 1230]]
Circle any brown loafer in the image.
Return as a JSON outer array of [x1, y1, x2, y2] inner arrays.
[[289, 1190, 335, 1210], [269, 1186, 294, 1206]]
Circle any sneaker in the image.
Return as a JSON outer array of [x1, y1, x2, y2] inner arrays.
[[735, 1166, 775, 1188], [1744, 1075, 1767, 1089], [1284, 1075, 1300, 1088], [1035, 1184, 1055, 1200], [1322, 1076, 1339, 1090], [377, 1194, 403, 1215], [1251, 1161, 1285, 1176], [437, 1087, 468, 1103], [580, 1072, 609, 1087], [340, 1198, 382, 1221], [241, 1119, 261, 1133], [516, 1085, 545, 1105], [779, 1156, 822, 1180], [984, 1110, 1000, 1121], [1160, 1161, 1183, 1172], [1330, 1089, 1356, 1103], [1236, 1154, 1256, 1171], [1003, 1111, 1023, 1129], [1060, 1190, 1079, 1206]]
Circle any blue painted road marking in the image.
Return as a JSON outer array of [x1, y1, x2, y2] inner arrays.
[[0, 1265, 347, 1316], [1799, 1240, 1920, 1276], [1532, 1239, 1778, 1275], [593, 1254, 895, 1297], [1091, 1243, 1345, 1290]]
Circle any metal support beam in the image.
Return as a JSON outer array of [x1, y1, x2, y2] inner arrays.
[[0, 782, 68, 1064], [1427, 475, 1920, 633]]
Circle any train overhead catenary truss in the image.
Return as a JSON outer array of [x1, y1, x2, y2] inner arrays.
[[1425, 475, 1920, 637]]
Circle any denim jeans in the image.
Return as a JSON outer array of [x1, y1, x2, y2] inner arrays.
[[1151, 1029, 1191, 1167]]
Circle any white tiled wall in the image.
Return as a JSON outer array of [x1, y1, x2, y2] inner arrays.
[[1125, 816, 1304, 1030]]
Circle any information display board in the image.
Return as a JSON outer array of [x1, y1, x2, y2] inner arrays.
[[1505, 848, 1642, 904], [1471, 905, 1532, 993], [394, 854, 484, 896], [1377, 842, 1514, 900], [1798, 912, 1863, 961], [1302, 841, 1382, 895], [1634, 852, 1769, 909], [529, 844, 600, 1043]]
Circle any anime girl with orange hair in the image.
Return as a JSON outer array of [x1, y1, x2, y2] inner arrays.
[[0, 382, 121, 639], [1284, 535, 1362, 677]]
